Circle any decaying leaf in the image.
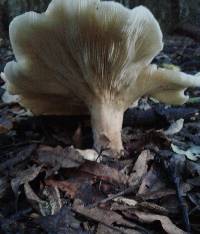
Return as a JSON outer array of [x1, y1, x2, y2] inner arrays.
[[187, 176, 200, 186], [129, 211, 187, 234], [45, 179, 94, 204], [42, 186, 62, 214], [11, 165, 43, 194], [0, 176, 9, 198], [37, 145, 99, 171], [37, 205, 84, 234], [0, 144, 37, 172], [73, 199, 143, 231], [171, 143, 200, 161], [128, 150, 154, 187], [80, 161, 128, 185], [155, 151, 191, 232], [96, 224, 142, 234], [135, 201, 169, 216], [24, 183, 62, 216], [0, 116, 13, 134], [45, 180, 79, 199], [137, 189, 176, 201], [24, 183, 50, 216], [181, 122, 200, 145], [138, 166, 165, 194], [160, 194, 181, 215], [186, 160, 200, 176], [164, 118, 184, 135], [37, 145, 85, 168], [0, 208, 32, 233]]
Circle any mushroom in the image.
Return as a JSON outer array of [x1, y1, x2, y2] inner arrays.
[[3, 0, 200, 156]]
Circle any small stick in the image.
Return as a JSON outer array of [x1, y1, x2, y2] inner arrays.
[[87, 186, 137, 208]]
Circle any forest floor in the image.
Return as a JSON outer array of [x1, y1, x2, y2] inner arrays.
[[0, 34, 200, 234]]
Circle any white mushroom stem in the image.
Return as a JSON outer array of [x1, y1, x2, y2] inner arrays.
[[90, 101, 124, 155]]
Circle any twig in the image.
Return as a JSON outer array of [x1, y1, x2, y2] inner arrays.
[[95, 147, 110, 162], [87, 186, 137, 208]]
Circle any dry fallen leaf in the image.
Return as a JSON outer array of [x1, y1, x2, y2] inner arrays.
[[45, 179, 79, 199], [0, 176, 9, 198], [135, 201, 169, 216], [37, 205, 84, 234], [37, 145, 85, 169], [45, 179, 93, 201], [24, 182, 62, 216], [0, 116, 13, 134], [187, 176, 200, 186], [96, 224, 141, 234], [128, 150, 154, 187], [24, 183, 50, 216], [37, 145, 99, 171], [42, 186, 62, 214], [0, 144, 37, 172], [133, 211, 187, 234], [45, 176, 102, 206], [138, 166, 166, 194], [11, 165, 43, 194], [137, 189, 176, 201], [171, 143, 200, 161], [164, 118, 184, 135], [80, 161, 128, 185], [73, 199, 143, 231]]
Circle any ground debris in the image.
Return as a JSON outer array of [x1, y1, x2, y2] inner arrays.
[[45, 178, 95, 204], [0, 35, 200, 234], [36, 205, 86, 234], [154, 151, 191, 233], [96, 224, 142, 234], [36, 145, 86, 169], [128, 150, 154, 187], [0, 176, 9, 198], [0, 144, 37, 171], [80, 161, 128, 185], [24, 183, 62, 216], [0, 116, 13, 134], [123, 210, 187, 234], [11, 164, 43, 195], [73, 199, 146, 233]]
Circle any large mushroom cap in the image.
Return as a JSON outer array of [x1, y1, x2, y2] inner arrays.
[[3, 0, 200, 156], [4, 0, 163, 114]]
